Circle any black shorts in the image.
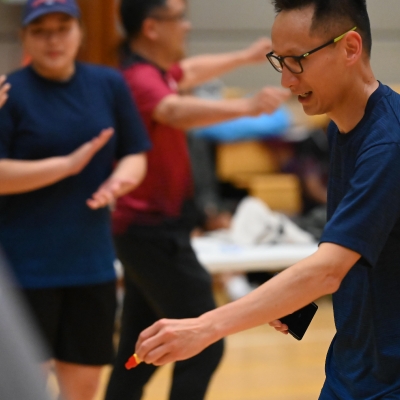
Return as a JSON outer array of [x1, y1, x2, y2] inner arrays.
[[21, 280, 117, 366]]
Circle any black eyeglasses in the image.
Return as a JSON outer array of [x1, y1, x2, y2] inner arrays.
[[149, 11, 187, 23], [266, 26, 357, 74]]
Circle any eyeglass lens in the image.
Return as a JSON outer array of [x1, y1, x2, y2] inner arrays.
[[269, 55, 304, 74]]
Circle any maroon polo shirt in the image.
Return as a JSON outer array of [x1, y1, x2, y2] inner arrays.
[[113, 56, 193, 234]]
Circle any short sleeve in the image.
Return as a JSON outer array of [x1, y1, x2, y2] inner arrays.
[[321, 143, 400, 267], [123, 64, 176, 116], [169, 63, 184, 82], [112, 72, 151, 160]]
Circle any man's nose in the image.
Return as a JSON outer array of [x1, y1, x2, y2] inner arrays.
[[281, 66, 299, 89]]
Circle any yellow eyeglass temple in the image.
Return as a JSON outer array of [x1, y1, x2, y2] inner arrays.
[[334, 26, 357, 43]]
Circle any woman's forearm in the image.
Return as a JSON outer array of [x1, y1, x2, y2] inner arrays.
[[0, 157, 70, 195], [0, 128, 114, 195], [109, 153, 147, 198]]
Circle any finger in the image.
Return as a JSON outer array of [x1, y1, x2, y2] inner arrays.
[[135, 320, 177, 362], [152, 352, 174, 366], [138, 341, 172, 365], [0, 83, 11, 93], [93, 128, 114, 148], [269, 319, 288, 330], [0, 82, 10, 108], [91, 128, 114, 151], [87, 196, 107, 209], [136, 336, 164, 363], [150, 345, 185, 366], [269, 320, 282, 327], [0, 94, 8, 108], [100, 127, 115, 138], [276, 324, 289, 332], [107, 180, 123, 196], [3, 83, 11, 91], [87, 190, 114, 209], [136, 320, 165, 351], [87, 197, 112, 209]]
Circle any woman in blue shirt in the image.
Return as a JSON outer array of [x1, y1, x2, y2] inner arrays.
[[0, 0, 150, 399]]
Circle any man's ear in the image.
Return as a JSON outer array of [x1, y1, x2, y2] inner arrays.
[[344, 31, 363, 66], [142, 18, 159, 41]]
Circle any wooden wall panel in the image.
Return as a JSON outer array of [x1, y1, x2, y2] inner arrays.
[[76, 0, 121, 67]]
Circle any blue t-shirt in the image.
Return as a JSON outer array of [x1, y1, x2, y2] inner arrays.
[[0, 63, 151, 289], [320, 83, 400, 399]]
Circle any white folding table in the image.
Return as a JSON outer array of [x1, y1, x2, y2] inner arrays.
[[191, 236, 318, 274]]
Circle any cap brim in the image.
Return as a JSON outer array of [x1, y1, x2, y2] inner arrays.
[[22, 5, 80, 26]]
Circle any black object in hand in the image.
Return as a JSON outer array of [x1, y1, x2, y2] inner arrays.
[[280, 302, 318, 340]]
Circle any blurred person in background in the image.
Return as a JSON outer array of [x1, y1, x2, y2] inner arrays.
[[0, 0, 150, 399], [0, 250, 52, 400], [106, 0, 291, 399]]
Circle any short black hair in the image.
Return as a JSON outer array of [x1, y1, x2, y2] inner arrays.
[[272, 0, 372, 56], [120, 0, 167, 39]]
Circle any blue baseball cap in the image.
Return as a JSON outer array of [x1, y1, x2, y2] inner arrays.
[[22, 0, 80, 27]]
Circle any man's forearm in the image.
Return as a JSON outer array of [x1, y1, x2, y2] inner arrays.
[[134, 243, 360, 365], [178, 50, 249, 90], [154, 95, 252, 130], [178, 37, 272, 90], [201, 243, 359, 343]]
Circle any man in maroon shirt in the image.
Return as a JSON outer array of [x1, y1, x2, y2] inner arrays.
[[107, 1, 290, 399]]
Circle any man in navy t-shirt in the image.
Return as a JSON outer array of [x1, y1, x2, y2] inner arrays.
[[131, 1, 400, 399]]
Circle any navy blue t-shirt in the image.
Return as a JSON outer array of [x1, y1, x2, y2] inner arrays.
[[0, 63, 150, 288], [320, 83, 400, 399]]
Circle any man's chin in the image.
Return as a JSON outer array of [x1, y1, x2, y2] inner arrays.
[[301, 105, 325, 117]]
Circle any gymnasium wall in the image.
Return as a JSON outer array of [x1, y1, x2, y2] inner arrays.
[[0, 2, 23, 75], [188, 0, 400, 90], [0, 0, 399, 90]]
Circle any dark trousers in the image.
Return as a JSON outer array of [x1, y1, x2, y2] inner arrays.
[[105, 226, 224, 400]]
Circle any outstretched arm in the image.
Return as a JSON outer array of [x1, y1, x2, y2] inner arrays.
[[154, 87, 291, 130], [134, 242, 360, 365], [0, 75, 11, 108], [178, 37, 272, 90], [87, 152, 147, 209], [0, 128, 114, 195]]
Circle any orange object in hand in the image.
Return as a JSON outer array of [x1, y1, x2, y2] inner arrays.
[[125, 353, 141, 369]]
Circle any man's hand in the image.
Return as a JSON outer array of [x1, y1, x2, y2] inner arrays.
[[67, 128, 114, 176], [87, 177, 137, 209], [135, 317, 215, 366], [0, 75, 11, 108], [242, 37, 273, 64], [248, 87, 292, 115], [269, 320, 289, 335]]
